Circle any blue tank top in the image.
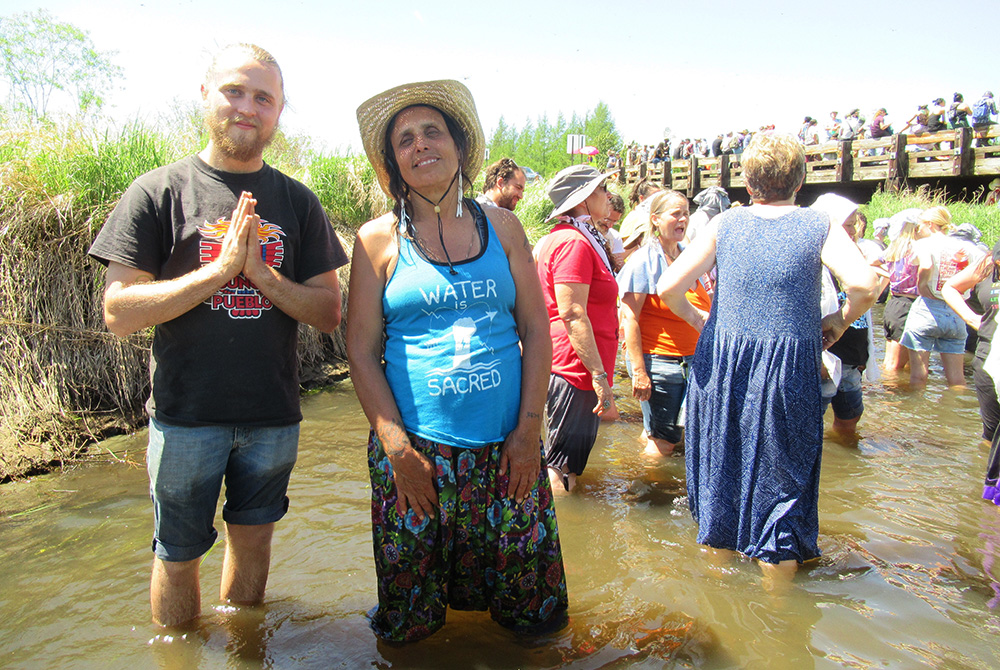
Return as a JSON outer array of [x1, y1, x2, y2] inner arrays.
[[383, 201, 521, 448]]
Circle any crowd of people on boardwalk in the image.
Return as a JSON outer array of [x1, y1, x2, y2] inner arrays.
[[606, 91, 1000, 169], [89, 41, 1000, 648]]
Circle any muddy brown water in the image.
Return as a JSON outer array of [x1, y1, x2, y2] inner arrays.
[[3, 313, 1000, 668]]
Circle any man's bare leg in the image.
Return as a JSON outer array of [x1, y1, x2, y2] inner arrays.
[[151, 557, 200, 626], [221, 522, 274, 605]]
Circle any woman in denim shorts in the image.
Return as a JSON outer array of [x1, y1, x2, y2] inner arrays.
[[618, 190, 713, 456], [900, 206, 985, 387]]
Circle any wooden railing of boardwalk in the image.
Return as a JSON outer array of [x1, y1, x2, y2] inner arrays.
[[618, 127, 1000, 196]]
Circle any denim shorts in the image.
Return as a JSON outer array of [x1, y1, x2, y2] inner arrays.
[[627, 354, 690, 443], [899, 296, 967, 354], [821, 364, 864, 420], [147, 417, 299, 562]]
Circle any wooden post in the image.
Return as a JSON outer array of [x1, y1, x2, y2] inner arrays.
[[663, 159, 672, 188], [689, 155, 700, 198], [639, 162, 647, 180], [958, 126, 972, 176], [720, 155, 731, 189], [890, 134, 907, 181], [836, 141, 847, 182]]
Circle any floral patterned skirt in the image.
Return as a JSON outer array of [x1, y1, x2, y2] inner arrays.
[[367, 430, 569, 642]]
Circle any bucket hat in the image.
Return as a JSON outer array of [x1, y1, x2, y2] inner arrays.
[[357, 79, 486, 197], [546, 165, 613, 221]]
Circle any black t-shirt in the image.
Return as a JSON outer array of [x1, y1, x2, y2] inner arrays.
[[89, 155, 348, 426], [828, 276, 871, 367]]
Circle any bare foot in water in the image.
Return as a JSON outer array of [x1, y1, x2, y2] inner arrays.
[[640, 430, 676, 457], [760, 559, 797, 595], [548, 467, 577, 493]]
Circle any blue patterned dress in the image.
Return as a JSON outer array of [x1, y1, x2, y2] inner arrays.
[[685, 206, 829, 564]]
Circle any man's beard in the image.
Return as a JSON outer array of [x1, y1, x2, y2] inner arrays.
[[495, 191, 518, 211], [205, 114, 276, 163]]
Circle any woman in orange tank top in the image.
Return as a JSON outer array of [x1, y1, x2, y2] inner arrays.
[[617, 190, 713, 456]]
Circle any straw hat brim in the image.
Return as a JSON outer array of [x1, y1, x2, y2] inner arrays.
[[356, 79, 485, 197], [545, 171, 614, 221]]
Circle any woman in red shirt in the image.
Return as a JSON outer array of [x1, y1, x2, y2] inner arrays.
[[535, 165, 618, 492]]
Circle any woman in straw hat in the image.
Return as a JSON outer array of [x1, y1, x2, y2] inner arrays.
[[658, 132, 877, 588], [534, 164, 619, 492], [347, 80, 568, 642]]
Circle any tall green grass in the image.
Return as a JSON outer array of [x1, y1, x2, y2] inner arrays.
[[862, 185, 1000, 246], [304, 154, 388, 228]]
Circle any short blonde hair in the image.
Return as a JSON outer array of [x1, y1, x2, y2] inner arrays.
[[206, 43, 284, 100], [742, 132, 805, 203], [920, 206, 952, 233]]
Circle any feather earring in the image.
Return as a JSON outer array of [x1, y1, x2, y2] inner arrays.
[[399, 203, 410, 235], [456, 170, 464, 218]]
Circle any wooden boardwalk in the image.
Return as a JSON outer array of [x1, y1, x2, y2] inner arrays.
[[618, 127, 1000, 197]]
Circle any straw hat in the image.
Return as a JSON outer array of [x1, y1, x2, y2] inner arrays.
[[356, 79, 486, 197], [546, 165, 614, 221]]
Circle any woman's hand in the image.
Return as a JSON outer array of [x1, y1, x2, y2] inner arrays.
[[631, 369, 652, 401], [500, 424, 541, 503], [593, 375, 619, 419], [386, 437, 438, 523], [821, 311, 847, 349]]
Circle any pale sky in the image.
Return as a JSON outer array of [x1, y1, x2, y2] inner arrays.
[[5, 0, 996, 155]]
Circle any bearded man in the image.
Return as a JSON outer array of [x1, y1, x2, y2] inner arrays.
[[477, 157, 527, 211], [88, 43, 348, 627]]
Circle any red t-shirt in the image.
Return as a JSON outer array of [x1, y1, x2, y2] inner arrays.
[[535, 225, 619, 390]]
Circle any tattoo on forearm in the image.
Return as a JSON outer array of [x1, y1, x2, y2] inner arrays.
[[378, 419, 409, 456], [524, 411, 541, 419]]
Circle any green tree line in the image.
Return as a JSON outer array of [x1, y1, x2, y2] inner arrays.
[[486, 101, 622, 177]]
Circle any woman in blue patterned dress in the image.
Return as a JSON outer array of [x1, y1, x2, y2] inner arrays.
[[657, 133, 878, 586]]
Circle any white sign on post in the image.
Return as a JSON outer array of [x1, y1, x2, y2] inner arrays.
[[566, 134, 586, 155]]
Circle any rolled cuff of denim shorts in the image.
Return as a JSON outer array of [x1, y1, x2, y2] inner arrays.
[[152, 529, 219, 562], [222, 496, 290, 526]]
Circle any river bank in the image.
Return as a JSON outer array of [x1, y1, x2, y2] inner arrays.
[[0, 121, 373, 481]]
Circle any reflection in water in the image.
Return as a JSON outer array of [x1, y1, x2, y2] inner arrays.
[[4, 333, 1000, 667]]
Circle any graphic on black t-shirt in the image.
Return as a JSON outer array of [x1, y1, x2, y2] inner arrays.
[[197, 217, 285, 319]]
